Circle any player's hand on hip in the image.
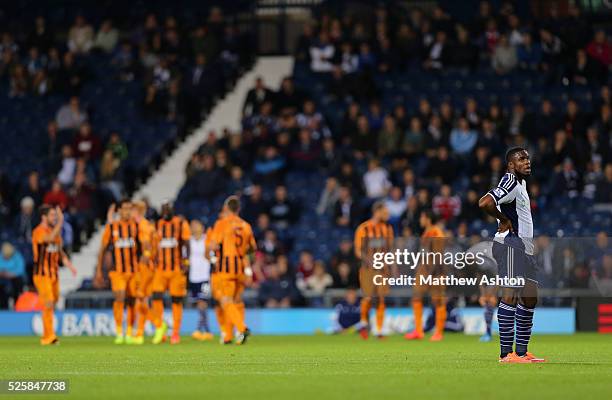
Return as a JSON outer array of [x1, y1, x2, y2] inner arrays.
[[497, 218, 513, 234]]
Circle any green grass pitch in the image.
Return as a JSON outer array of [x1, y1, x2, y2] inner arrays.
[[1, 333, 611, 400]]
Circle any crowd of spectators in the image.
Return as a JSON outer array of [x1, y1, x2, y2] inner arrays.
[[176, 2, 612, 307], [0, 6, 254, 306]]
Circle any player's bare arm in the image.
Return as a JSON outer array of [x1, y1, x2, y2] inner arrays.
[[478, 194, 513, 233], [60, 248, 77, 277]]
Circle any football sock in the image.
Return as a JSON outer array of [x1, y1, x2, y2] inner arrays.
[[126, 300, 135, 336], [237, 302, 245, 324], [434, 304, 446, 335], [113, 300, 124, 335], [375, 302, 385, 333], [197, 306, 209, 332], [224, 303, 246, 333], [215, 305, 231, 340], [42, 305, 54, 339], [412, 299, 423, 335], [172, 303, 183, 336], [137, 300, 149, 337], [152, 299, 164, 328], [484, 305, 494, 336], [497, 301, 516, 358], [515, 303, 534, 356], [360, 298, 372, 324]]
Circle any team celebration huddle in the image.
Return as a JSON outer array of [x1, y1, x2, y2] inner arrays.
[[70, 195, 255, 346]]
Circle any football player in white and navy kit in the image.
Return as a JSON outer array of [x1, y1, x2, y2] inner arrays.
[[188, 219, 213, 341], [479, 147, 546, 363]]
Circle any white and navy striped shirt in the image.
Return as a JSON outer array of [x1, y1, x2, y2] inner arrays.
[[488, 172, 534, 255]]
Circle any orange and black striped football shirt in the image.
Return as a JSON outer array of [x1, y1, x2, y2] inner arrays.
[[156, 216, 191, 272], [101, 219, 141, 274], [354, 219, 394, 263], [32, 224, 62, 279], [209, 214, 256, 278]]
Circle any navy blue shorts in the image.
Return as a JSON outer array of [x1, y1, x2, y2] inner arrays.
[[492, 241, 537, 287], [188, 280, 211, 302]]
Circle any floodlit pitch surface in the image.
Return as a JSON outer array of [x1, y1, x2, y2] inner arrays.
[[1, 334, 611, 399]]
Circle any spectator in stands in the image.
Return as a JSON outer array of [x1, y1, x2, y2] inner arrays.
[[516, 32, 542, 71], [450, 26, 478, 70], [385, 186, 407, 228], [258, 259, 299, 308], [363, 158, 391, 200], [402, 117, 425, 156], [554, 158, 583, 199], [423, 31, 448, 71], [227, 166, 250, 196], [43, 179, 68, 210], [56, 145, 76, 187], [26, 16, 55, 53], [268, 185, 298, 230], [377, 115, 401, 159], [331, 262, 359, 289], [291, 129, 319, 170], [275, 77, 304, 115], [586, 29, 611, 71], [426, 146, 456, 185], [0, 242, 26, 309], [568, 49, 598, 86], [68, 15, 94, 54], [242, 184, 268, 224], [72, 123, 101, 160], [334, 185, 358, 228], [310, 31, 334, 73], [492, 34, 517, 74], [450, 117, 477, 157], [243, 76, 274, 117], [9, 64, 28, 98], [297, 260, 333, 306], [14, 197, 37, 242], [93, 20, 118, 53], [21, 171, 43, 207], [595, 163, 612, 203], [56, 96, 87, 130], [316, 177, 340, 216], [99, 150, 123, 201], [432, 184, 461, 222], [67, 171, 95, 244], [253, 146, 286, 186], [105, 132, 128, 162]]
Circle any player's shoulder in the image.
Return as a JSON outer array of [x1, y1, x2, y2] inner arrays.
[[32, 224, 47, 238], [356, 219, 372, 230], [498, 172, 518, 190]]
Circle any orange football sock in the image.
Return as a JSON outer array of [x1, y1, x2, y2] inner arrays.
[[172, 303, 183, 336], [42, 305, 54, 339], [237, 301, 245, 322], [412, 299, 423, 335], [223, 303, 246, 332], [136, 300, 149, 337], [126, 302, 135, 336], [360, 298, 372, 324], [113, 301, 124, 334], [435, 304, 447, 335], [152, 299, 164, 328], [215, 305, 232, 341], [375, 302, 385, 333]]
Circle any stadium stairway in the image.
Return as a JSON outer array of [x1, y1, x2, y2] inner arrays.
[[58, 56, 293, 307]]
